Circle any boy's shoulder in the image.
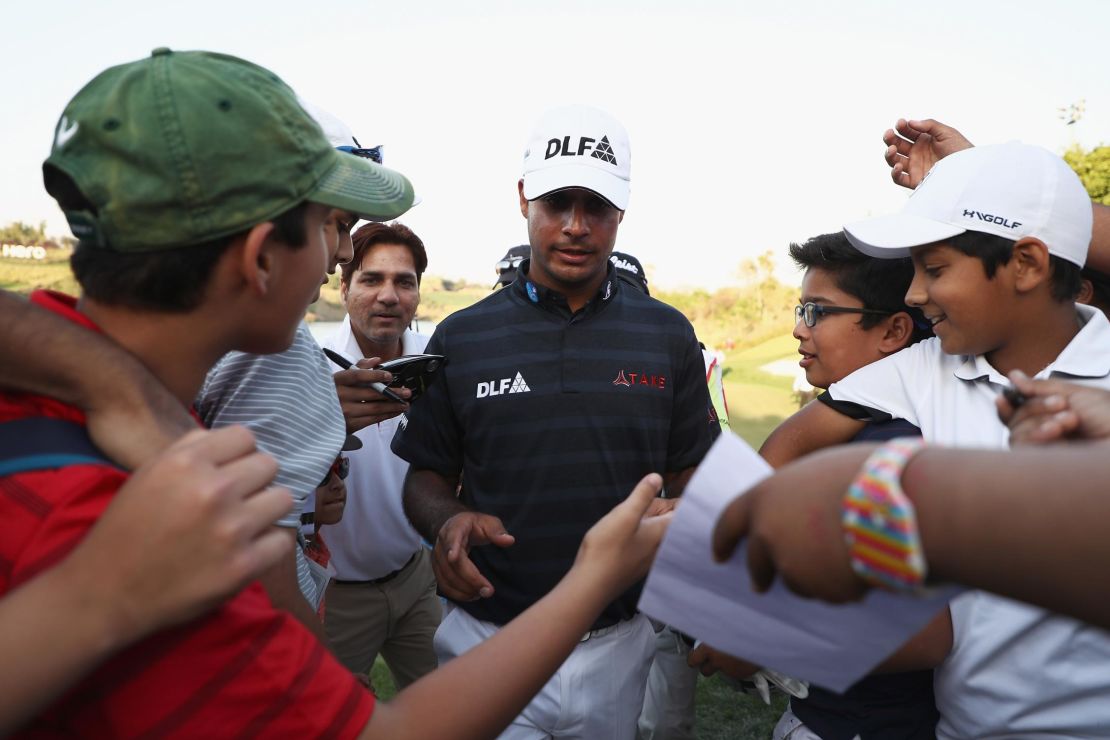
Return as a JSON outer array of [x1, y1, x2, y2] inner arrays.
[[0, 393, 127, 592], [843, 335, 955, 384]]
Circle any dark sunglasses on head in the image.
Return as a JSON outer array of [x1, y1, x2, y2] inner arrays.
[[336, 144, 384, 164], [319, 455, 350, 487], [794, 302, 893, 328]]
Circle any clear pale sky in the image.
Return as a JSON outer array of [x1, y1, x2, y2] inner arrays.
[[2, 0, 1106, 289]]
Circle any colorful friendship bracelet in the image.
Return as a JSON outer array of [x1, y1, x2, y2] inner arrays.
[[842, 437, 928, 592]]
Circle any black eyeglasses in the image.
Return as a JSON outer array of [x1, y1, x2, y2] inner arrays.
[[319, 455, 350, 487], [336, 144, 384, 164], [794, 302, 893, 328]]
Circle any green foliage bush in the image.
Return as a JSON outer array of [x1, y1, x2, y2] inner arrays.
[[1065, 143, 1110, 205]]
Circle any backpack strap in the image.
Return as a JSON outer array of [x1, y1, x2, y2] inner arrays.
[[0, 417, 122, 476]]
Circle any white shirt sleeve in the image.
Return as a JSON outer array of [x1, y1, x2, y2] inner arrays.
[[824, 337, 945, 429]]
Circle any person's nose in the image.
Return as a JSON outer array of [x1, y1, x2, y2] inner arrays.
[[377, 280, 399, 305], [335, 231, 354, 268], [905, 271, 927, 308], [792, 312, 810, 341], [562, 201, 590, 240]]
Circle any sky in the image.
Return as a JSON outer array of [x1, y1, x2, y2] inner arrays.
[[1, 0, 1107, 290]]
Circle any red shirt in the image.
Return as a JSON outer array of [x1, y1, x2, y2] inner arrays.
[[3, 292, 374, 738]]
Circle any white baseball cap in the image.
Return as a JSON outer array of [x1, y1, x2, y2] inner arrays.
[[521, 104, 631, 210], [844, 142, 1092, 267], [299, 98, 421, 210], [298, 97, 363, 149]]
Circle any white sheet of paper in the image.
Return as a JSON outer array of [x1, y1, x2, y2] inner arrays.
[[639, 433, 961, 692]]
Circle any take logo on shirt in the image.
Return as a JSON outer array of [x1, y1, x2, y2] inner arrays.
[[612, 370, 666, 390]]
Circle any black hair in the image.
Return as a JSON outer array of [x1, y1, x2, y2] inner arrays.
[[343, 222, 428, 286], [948, 231, 1083, 303], [789, 232, 932, 345], [48, 168, 308, 313]]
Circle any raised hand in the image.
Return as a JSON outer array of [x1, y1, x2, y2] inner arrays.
[[883, 118, 973, 190]]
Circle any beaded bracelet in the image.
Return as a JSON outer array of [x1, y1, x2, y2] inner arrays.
[[842, 437, 928, 592]]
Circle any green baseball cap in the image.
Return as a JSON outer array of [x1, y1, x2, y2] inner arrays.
[[44, 48, 415, 252]]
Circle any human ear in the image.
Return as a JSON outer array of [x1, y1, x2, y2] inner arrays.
[[518, 180, 529, 218], [1078, 278, 1095, 306], [879, 313, 914, 354], [239, 221, 277, 295], [1011, 238, 1052, 294]]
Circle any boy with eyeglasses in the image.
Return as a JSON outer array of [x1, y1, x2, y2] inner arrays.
[[691, 231, 942, 740]]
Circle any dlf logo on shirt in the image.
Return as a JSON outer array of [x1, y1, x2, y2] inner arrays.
[[476, 372, 531, 398]]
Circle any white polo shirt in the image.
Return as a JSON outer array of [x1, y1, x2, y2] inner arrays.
[[826, 303, 1110, 738], [320, 317, 427, 580]]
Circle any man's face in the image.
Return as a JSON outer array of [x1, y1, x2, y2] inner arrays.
[[518, 183, 623, 295], [315, 208, 357, 302], [341, 242, 420, 350]]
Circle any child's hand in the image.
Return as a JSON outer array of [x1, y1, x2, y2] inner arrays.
[[883, 118, 973, 190], [999, 371, 1110, 445], [713, 446, 873, 602], [572, 473, 670, 595], [81, 427, 292, 638]]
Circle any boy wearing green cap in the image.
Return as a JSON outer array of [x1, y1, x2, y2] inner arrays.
[[0, 49, 671, 739], [0, 46, 412, 736]]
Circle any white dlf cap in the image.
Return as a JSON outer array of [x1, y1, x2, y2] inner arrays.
[[844, 142, 1092, 268], [521, 104, 631, 210]]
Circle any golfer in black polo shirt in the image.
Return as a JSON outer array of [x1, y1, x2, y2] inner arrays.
[[393, 105, 716, 739]]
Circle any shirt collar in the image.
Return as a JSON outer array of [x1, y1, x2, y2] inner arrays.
[[31, 290, 102, 333], [954, 303, 1110, 383], [328, 314, 416, 361], [511, 259, 620, 317]]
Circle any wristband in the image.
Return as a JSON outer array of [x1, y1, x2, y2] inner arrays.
[[842, 437, 928, 592]]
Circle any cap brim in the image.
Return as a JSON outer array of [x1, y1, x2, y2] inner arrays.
[[843, 214, 966, 259], [522, 164, 629, 210], [310, 149, 416, 222]]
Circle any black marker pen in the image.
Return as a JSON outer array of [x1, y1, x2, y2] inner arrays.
[[322, 348, 408, 404], [1001, 386, 1027, 409]]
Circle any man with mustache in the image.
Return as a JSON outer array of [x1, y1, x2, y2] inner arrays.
[[321, 221, 441, 689]]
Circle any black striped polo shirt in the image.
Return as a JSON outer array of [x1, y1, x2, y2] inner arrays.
[[392, 261, 717, 629]]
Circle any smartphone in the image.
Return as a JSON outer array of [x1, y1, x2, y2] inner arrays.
[[377, 354, 448, 402]]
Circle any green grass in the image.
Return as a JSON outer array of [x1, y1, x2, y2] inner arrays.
[[0, 256, 78, 295], [722, 333, 799, 449], [696, 679, 787, 739]]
